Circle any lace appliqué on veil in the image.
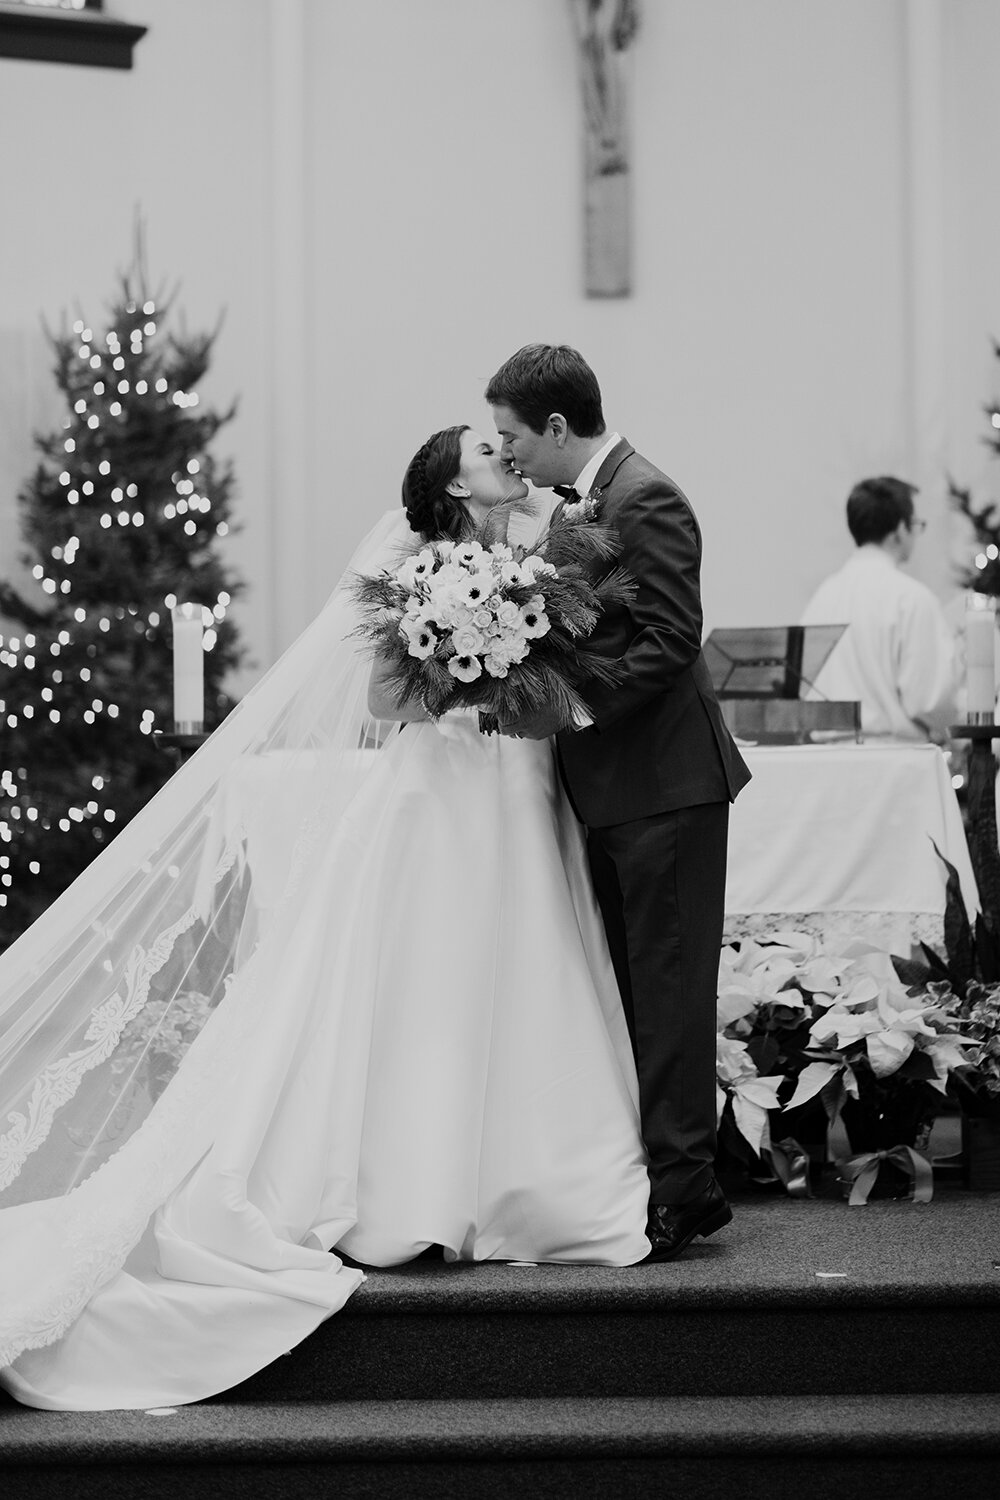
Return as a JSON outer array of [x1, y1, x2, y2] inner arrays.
[[0, 799, 338, 1367], [0, 923, 258, 1367], [0, 851, 237, 1194]]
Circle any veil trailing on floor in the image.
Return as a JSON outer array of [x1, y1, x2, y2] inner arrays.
[[0, 508, 421, 1369]]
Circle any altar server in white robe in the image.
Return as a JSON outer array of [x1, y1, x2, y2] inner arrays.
[[801, 475, 959, 743]]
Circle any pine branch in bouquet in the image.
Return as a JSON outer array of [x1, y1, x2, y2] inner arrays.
[[350, 504, 635, 731], [532, 510, 625, 570]]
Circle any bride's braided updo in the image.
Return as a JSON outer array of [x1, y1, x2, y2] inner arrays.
[[401, 425, 471, 541]]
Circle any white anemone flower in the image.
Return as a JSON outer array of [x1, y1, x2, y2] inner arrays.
[[454, 542, 486, 569], [520, 603, 551, 639], [396, 549, 437, 592], [406, 625, 439, 660], [460, 572, 495, 607], [448, 653, 483, 682], [522, 554, 557, 579]]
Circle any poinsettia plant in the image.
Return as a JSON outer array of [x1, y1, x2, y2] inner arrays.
[[889, 842, 1000, 1117], [716, 930, 972, 1163]]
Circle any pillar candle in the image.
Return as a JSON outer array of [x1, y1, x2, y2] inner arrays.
[[171, 603, 204, 733], [965, 593, 996, 724]]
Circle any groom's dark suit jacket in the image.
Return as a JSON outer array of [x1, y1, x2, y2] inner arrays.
[[557, 439, 751, 828]]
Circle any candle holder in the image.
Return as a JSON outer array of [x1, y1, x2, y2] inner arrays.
[[949, 722, 1000, 911], [153, 728, 208, 770]]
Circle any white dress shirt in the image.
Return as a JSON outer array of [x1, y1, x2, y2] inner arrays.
[[800, 545, 959, 742], [572, 432, 622, 499]]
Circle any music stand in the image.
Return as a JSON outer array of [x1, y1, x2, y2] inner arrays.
[[704, 624, 861, 743]]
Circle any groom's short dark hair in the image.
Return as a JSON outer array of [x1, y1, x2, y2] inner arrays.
[[485, 344, 606, 438]]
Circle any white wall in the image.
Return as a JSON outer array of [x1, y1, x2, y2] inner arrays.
[[2, 0, 999, 677]]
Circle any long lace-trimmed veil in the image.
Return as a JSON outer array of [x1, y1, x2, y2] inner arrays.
[[0, 508, 419, 1365]]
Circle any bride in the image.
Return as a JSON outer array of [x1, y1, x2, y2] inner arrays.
[[0, 424, 650, 1412]]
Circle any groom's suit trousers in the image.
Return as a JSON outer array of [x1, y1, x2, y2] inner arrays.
[[585, 800, 730, 1206]]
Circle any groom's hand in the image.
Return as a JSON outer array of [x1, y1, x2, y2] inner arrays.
[[499, 706, 566, 740]]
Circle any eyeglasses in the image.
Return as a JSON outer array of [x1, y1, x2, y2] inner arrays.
[[908, 518, 927, 534]]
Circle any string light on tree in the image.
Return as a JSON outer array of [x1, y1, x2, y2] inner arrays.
[[0, 252, 244, 946]]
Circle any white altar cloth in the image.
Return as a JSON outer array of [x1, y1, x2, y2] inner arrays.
[[724, 743, 978, 952]]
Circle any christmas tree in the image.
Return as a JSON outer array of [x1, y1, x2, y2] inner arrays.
[[950, 338, 1000, 595], [0, 265, 245, 950]]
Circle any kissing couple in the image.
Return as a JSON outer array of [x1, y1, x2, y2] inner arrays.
[[0, 343, 749, 1411]]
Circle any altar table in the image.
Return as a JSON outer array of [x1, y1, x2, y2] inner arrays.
[[724, 742, 978, 952]]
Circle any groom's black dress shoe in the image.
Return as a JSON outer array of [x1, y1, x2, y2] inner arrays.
[[645, 1180, 733, 1262]]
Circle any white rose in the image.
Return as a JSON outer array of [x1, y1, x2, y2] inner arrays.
[[428, 588, 467, 627], [452, 624, 486, 657], [488, 640, 520, 669], [496, 600, 522, 628]]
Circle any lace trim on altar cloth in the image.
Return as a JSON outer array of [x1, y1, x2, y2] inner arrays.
[[723, 911, 946, 954]]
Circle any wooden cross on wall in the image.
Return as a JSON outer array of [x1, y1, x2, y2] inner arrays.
[[570, 0, 640, 297]]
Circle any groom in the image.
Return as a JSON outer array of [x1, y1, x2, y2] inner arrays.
[[486, 344, 751, 1261]]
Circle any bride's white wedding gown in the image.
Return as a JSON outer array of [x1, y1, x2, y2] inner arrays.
[[0, 710, 649, 1411]]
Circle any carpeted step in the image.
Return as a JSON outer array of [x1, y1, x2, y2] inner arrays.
[[3, 1393, 999, 1500], [221, 1193, 1000, 1402]]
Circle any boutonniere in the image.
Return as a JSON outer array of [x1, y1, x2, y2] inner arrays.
[[562, 486, 604, 524]]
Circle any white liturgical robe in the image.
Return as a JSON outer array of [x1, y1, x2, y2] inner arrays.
[[801, 546, 959, 741]]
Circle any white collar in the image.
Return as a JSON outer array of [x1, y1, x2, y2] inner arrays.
[[573, 432, 621, 499], [851, 544, 900, 570]]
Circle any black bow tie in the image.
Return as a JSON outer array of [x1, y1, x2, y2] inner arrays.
[[552, 484, 580, 501]]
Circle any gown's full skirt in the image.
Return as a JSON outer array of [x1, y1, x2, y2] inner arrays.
[[0, 715, 649, 1410]]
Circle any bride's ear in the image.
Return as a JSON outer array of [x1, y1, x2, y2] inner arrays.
[[446, 477, 471, 498]]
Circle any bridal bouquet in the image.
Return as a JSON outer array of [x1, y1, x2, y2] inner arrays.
[[352, 503, 634, 731]]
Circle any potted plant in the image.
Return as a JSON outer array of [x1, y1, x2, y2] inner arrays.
[[717, 931, 972, 1202]]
